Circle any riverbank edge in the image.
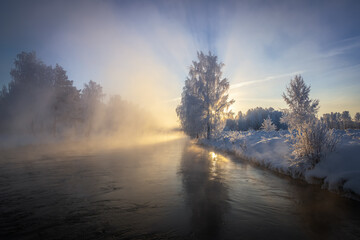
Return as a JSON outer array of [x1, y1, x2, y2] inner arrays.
[[198, 133, 360, 201]]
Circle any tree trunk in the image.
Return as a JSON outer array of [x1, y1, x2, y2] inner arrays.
[[207, 108, 211, 139], [207, 122, 211, 139]]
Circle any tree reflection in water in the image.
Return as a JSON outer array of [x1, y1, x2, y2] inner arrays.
[[179, 142, 229, 239]]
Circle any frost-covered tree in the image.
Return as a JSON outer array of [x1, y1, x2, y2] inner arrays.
[[291, 120, 337, 168], [81, 80, 105, 136], [321, 113, 331, 127], [224, 118, 237, 131], [322, 111, 360, 129], [329, 112, 341, 129], [340, 111, 351, 129], [224, 108, 285, 131], [355, 112, 360, 122], [260, 116, 277, 131], [236, 111, 246, 131], [7, 52, 54, 134], [354, 112, 360, 129], [243, 107, 285, 130], [0, 51, 158, 138], [176, 51, 234, 139], [81, 80, 104, 106], [52, 65, 81, 136], [281, 75, 319, 130], [282, 75, 336, 168]]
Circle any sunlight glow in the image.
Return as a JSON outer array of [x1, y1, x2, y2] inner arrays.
[[210, 152, 217, 160]]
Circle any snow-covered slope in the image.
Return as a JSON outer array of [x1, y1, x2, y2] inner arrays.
[[200, 130, 360, 198], [306, 130, 360, 196]]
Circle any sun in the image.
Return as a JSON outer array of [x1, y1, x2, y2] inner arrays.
[[210, 152, 217, 159]]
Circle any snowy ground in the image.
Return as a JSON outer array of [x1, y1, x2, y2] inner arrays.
[[200, 129, 360, 198]]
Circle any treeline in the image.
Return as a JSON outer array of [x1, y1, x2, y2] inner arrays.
[[224, 108, 360, 132], [321, 111, 360, 129], [0, 52, 154, 137], [224, 107, 286, 131]]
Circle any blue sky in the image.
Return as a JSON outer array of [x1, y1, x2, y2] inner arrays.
[[1, 0, 359, 124]]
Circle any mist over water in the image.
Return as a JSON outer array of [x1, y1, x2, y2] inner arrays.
[[1, 138, 360, 239], [0, 50, 182, 150]]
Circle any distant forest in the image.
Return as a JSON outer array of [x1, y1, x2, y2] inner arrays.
[[0, 52, 155, 137], [224, 107, 360, 131]]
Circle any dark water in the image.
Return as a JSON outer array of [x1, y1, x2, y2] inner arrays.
[[1, 138, 360, 240]]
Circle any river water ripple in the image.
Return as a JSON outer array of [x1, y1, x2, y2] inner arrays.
[[1, 138, 360, 239]]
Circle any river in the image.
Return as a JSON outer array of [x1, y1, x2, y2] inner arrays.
[[1, 138, 360, 239]]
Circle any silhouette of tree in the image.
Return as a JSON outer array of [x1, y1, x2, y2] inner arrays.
[[52, 65, 81, 136]]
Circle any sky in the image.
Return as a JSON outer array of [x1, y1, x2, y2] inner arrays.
[[0, 0, 359, 126]]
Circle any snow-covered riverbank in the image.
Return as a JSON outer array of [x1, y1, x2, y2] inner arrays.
[[200, 130, 360, 198]]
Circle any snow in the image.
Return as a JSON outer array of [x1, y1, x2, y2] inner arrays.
[[200, 129, 360, 198], [306, 130, 360, 195]]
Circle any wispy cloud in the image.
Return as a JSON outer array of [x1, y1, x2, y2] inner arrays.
[[230, 71, 304, 90], [321, 38, 360, 58], [307, 34, 360, 63], [235, 97, 283, 103]]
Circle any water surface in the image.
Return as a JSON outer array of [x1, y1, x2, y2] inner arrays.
[[1, 138, 360, 239]]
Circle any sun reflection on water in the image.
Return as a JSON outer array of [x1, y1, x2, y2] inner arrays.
[[208, 151, 229, 180]]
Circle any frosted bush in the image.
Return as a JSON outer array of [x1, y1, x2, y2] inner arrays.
[[290, 120, 338, 168]]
